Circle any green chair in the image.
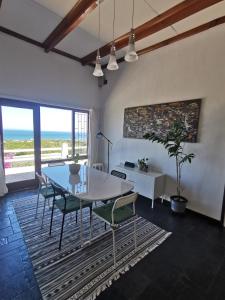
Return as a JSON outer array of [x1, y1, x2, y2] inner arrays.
[[35, 172, 57, 228], [49, 181, 92, 250], [93, 192, 138, 267], [102, 170, 127, 230]]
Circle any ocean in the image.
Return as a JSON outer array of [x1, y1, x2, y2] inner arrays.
[[3, 129, 87, 141]]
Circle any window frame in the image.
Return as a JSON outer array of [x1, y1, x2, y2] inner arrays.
[[0, 97, 89, 191]]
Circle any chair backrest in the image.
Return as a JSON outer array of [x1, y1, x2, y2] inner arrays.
[[112, 193, 138, 225], [48, 162, 65, 167], [50, 180, 66, 198], [111, 170, 126, 180], [113, 192, 138, 210], [36, 172, 47, 187], [92, 163, 104, 171]]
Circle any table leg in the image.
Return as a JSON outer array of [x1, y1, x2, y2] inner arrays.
[[80, 200, 83, 247]]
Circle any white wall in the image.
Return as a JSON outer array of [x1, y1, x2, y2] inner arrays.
[[0, 33, 101, 163], [100, 25, 225, 220], [0, 33, 100, 110]]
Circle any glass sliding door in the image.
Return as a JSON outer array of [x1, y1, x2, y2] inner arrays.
[[1, 106, 35, 184], [74, 111, 89, 165], [40, 107, 72, 163], [0, 98, 90, 191]]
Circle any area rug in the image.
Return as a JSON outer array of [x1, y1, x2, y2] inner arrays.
[[13, 195, 171, 300]]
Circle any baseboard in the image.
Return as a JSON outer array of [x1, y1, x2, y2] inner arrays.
[[160, 197, 222, 227]]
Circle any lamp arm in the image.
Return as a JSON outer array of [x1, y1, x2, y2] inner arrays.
[[101, 133, 112, 144]]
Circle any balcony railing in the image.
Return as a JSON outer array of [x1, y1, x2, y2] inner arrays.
[[4, 145, 87, 168]]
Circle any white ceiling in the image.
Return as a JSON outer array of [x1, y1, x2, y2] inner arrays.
[[0, 0, 225, 60]]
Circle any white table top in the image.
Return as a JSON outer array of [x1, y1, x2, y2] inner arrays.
[[42, 165, 134, 202]]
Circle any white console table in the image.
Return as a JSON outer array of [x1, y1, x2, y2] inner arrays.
[[115, 164, 166, 208]]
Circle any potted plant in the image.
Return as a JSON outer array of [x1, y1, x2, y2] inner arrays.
[[138, 157, 149, 172], [69, 153, 80, 174], [143, 120, 195, 213]]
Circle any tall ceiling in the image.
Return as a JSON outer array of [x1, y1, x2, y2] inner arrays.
[[1, 0, 225, 63]]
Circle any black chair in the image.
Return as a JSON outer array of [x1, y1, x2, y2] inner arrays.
[[49, 181, 92, 250], [111, 170, 127, 180], [102, 171, 127, 206]]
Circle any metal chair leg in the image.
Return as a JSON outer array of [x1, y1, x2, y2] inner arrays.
[[35, 188, 40, 218], [89, 206, 92, 225], [47, 197, 52, 209], [112, 229, 116, 268], [134, 216, 137, 251], [90, 207, 93, 241], [76, 211, 78, 223], [80, 200, 83, 247], [59, 213, 66, 250], [49, 200, 55, 236], [41, 198, 47, 229]]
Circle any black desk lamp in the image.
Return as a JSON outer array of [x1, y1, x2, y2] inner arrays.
[[96, 132, 112, 173]]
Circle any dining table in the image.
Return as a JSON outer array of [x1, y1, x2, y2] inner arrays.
[[42, 164, 134, 246]]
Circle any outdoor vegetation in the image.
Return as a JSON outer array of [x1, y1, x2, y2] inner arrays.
[[4, 139, 87, 168]]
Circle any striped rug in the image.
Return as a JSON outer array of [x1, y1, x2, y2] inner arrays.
[[13, 195, 171, 300]]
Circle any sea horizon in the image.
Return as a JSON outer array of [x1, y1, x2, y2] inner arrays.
[[3, 129, 87, 141]]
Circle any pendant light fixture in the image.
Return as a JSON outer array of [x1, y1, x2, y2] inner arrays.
[[107, 0, 119, 71], [125, 0, 138, 63], [93, 0, 104, 77]]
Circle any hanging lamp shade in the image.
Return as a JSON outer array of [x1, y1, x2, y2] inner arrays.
[[93, 1, 103, 77], [93, 49, 104, 77], [125, 28, 138, 62], [107, 43, 119, 71]]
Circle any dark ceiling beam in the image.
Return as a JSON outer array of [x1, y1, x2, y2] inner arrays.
[[81, 0, 223, 65], [0, 26, 43, 48], [0, 26, 82, 63], [102, 16, 225, 68], [43, 0, 97, 52]]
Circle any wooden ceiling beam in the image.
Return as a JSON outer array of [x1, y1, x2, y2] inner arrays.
[[0, 26, 80, 63], [0, 26, 96, 68], [43, 0, 97, 52], [81, 0, 223, 65], [102, 16, 225, 68]]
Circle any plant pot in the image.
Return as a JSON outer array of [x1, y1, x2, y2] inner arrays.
[[170, 195, 188, 213], [139, 165, 148, 172], [69, 164, 80, 174]]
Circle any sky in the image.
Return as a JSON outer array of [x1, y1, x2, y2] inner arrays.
[[2, 106, 72, 132]]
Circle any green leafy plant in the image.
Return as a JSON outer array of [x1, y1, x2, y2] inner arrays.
[[74, 153, 80, 163], [143, 120, 195, 198], [138, 157, 149, 172]]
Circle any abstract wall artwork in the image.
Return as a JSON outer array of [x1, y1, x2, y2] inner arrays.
[[123, 99, 201, 143]]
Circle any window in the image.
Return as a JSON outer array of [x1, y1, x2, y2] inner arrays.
[[40, 107, 72, 162], [75, 111, 88, 157], [1, 106, 35, 183], [0, 98, 89, 190]]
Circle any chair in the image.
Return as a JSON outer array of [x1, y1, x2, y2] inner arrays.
[[93, 192, 138, 267], [101, 170, 126, 206], [111, 170, 126, 180], [92, 163, 104, 171], [49, 181, 92, 250], [48, 161, 65, 167], [35, 172, 56, 228], [102, 170, 127, 230]]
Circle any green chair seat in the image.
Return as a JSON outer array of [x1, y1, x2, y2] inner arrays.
[[93, 202, 134, 225], [40, 185, 55, 198], [55, 195, 92, 214]]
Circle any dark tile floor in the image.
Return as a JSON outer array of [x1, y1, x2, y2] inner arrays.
[[1, 190, 225, 300]]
